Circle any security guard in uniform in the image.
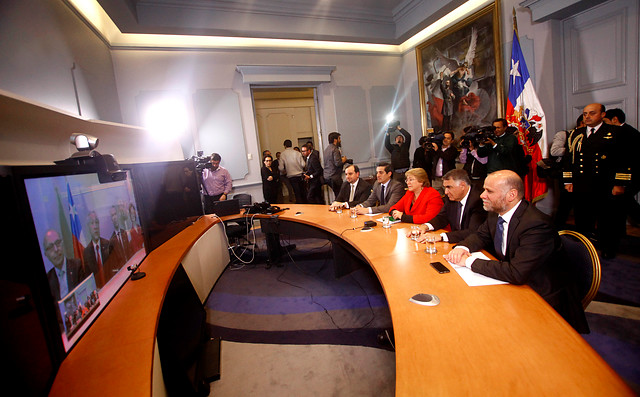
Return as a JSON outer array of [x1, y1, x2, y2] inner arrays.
[[563, 103, 632, 258]]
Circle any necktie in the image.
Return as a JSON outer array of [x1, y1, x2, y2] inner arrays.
[[454, 201, 463, 230], [494, 216, 506, 257], [96, 245, 105, 286], [349, 184, 355, 202], [380, 184, 386, 205], [589, 127, 595, 138], [118, 231, 125, 252]]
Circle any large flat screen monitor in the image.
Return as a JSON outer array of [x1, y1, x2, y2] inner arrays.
[[23, 170, 145, 352]]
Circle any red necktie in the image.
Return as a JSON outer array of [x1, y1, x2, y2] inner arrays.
[[96, 245, 105, 286]]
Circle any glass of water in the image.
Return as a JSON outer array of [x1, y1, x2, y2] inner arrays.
[[410, 225, 420, 241], [336, 207, 343, 214], [425, 235, 437, 254], [382, 216, 391, 228], [350, 207, 358, 218]]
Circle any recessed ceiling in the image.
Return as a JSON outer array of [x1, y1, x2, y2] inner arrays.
[[97, 0, 466, 44]]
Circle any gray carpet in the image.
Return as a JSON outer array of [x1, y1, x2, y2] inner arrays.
[[208, 342, 395, 396]]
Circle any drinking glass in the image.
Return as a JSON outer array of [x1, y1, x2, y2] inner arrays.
[[425, 235, 437, 254], [350, 207, 358, 218], [410, 226, 419, 241]]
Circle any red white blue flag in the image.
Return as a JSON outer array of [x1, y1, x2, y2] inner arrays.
[[67, 183, 86, 262], [505, 30, 548, 203]]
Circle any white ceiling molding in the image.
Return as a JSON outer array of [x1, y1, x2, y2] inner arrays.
[[519, 0, 608, 22], [235, 65, 337, 85]]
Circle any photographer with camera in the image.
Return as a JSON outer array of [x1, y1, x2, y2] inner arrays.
[[429, 131, 458, 195], [412, 135, 434, 178], [460, 126, 488, 189], [477, 118, 519, 174], [384, 121, 411, 185], [201, 153, 233, 214]]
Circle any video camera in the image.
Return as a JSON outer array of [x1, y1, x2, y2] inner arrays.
[[460, 125, 497, 148], [189, 151, 212, 172], [423, 131, 445, 149]]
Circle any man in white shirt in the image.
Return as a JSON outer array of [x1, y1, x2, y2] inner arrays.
[[279, 139, 307, 204]]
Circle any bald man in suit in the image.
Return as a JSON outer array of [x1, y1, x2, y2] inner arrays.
[[446, 170, 588, 333], [44, 230, 86, 301]]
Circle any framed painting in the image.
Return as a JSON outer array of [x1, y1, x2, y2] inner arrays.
[[416, 4, 504, 135]]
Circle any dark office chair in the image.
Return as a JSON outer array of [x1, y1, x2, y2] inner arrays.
[[559, 230, 602, 308], [225, 194, 253, 253]]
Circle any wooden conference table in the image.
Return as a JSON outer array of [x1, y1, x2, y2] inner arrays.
[[50, 204, 633, 396]]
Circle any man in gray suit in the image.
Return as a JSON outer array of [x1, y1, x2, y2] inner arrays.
[[355, 162, 404, 215]]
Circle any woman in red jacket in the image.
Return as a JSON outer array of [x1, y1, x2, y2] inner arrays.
[[390, 168, 443, 224]]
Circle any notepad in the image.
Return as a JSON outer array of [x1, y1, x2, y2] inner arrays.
[[446, 252, 509, 287]]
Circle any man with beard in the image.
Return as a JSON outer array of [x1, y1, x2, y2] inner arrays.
[[445, 170, 588, 333], [323, 132, 348, 198]]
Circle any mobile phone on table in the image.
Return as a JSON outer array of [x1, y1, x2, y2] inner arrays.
[[430, 261, 450, 274]]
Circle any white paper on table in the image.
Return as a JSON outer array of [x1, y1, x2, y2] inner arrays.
[[446, 252, 509, 287], [364, 212, 382, 216]]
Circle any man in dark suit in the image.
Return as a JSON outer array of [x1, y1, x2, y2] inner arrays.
[[106, 205, 130, 273], [445, 170, 588, 333], [604, 108, 640, 227], [564, 103, 633, 258], [429, 131, 458, 194], [302, 143, 324, 204], [83, 211, 113, 289], [355, 162, 404, 215], [477, 118, 519, 174], [329, 164, 372, 210], [417, 169, 486, 243], [44, 229, 86, 301]]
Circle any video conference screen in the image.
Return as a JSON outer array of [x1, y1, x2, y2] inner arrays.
[[24, 171, 145, 352]]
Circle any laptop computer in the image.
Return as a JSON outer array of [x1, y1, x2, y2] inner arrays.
[[211, 198, 241, 217]]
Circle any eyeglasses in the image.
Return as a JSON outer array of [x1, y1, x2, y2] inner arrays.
[[45, 239, 63, 252], [405, 178, 418, 183]]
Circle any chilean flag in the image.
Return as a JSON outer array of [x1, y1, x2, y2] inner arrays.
[[505, 30, 548, 203], [67, 183, 85, 263]]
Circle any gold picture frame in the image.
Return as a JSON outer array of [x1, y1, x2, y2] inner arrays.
[[416, 3, 504, 135]]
